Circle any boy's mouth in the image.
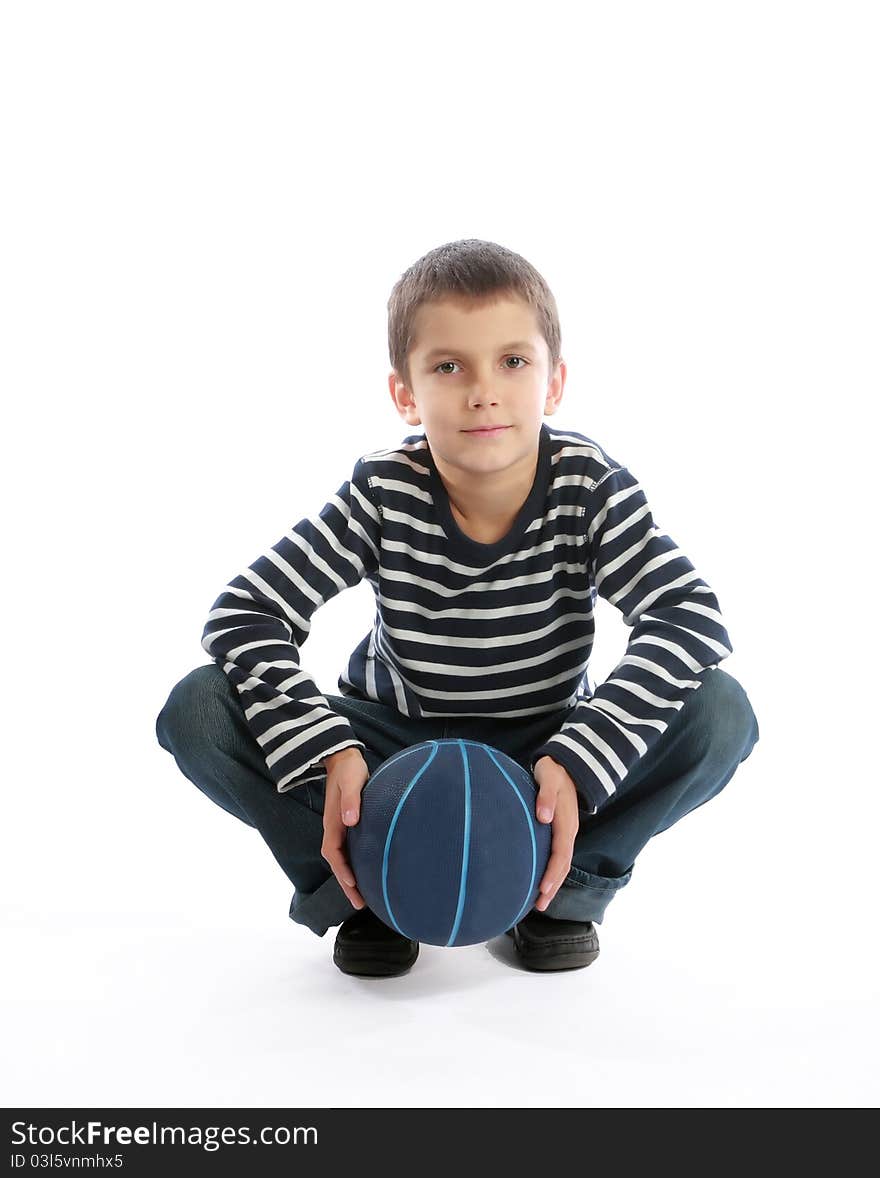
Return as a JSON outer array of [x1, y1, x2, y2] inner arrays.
[[462, 425, 510, 437]]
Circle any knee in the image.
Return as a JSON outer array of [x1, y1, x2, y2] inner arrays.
[[693, 667, 760, 766], [155, 663, 234, 758]]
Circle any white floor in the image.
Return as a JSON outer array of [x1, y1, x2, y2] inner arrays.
[[4, 0, 877, 1116], [5, 758, 877, 1109]]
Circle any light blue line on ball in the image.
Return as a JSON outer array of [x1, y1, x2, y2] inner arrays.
[[381, 741, 440, 936], [483, 745, 539, 928], [446, 741, 472, 947]]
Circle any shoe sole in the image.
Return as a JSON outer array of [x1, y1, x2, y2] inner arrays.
[[504, 927, 599, 972], [333, 945, 419, 978]]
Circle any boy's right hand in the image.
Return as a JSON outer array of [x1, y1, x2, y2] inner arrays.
[[320, 746, 370, 910]]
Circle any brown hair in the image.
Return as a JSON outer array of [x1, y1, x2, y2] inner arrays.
[[387, 238, 562, 388]]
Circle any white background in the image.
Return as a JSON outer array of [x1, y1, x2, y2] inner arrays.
[[2, 0, 877, 1109]]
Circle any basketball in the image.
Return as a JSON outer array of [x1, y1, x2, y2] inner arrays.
[[346, 739, 552, 947]]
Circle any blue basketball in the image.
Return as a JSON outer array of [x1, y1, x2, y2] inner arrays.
[[346, 739, 552, 947]]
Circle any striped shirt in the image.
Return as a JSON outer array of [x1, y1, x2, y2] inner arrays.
[[201, 422, 733, 813]]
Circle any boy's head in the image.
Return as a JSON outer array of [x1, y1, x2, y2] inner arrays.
[[386, 239, 566, 479]]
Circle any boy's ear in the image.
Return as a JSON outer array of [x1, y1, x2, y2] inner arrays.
[[543, 358, 567, 415], [388, 370, 422, 426]]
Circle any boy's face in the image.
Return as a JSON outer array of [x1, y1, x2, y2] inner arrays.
[[388, 293, 565, 479]]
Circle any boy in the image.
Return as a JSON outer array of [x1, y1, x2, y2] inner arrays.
[[156, 238, 760, 978]]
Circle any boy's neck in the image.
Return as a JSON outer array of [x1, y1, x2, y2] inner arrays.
[[433, 444, 540, 537]]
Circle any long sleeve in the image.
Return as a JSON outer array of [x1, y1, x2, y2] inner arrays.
[[201, 457, 381, 792], [529, 464, 733, 814]]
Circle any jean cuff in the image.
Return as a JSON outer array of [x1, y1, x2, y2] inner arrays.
[[543, 864, 633, 924], [289, 866, 633, 935], [288, 874, 359, 937]]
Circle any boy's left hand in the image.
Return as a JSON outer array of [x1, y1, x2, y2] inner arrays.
[[532, 756, 582, 912]]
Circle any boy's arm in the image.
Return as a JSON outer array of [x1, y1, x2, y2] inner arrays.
[[201, 457, 380, 793], [529, 464, 733, 814]]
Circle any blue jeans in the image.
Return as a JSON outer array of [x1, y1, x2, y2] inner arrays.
[[155, 665, 759, 937]]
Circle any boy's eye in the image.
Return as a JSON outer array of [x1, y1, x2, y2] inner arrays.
[[434, 356, 528, 375]]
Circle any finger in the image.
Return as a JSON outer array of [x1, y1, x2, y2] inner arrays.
[[342, 803, 360, 826], [340, 784, 364, 826], [323, 846, 365, 908], [535, 873, 567, 911], [337, 856, 365, 907], [537, 848, 574, 903], [337, 876, 365, 909], [535, 786, 556, 824], [343, 879, 366, 909], [322, 811, 364, 898], [321, 835, 356, 888]]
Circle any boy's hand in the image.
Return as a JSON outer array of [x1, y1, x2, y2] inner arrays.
[[320, 746, 370, 910], [532, 756, 582, 912]]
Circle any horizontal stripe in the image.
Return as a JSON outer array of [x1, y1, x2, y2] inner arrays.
[[201, 423, 732, 809]]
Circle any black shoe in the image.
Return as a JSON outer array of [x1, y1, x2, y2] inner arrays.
[[505, 909, 600, 971], [333, 907, 419, 977]]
